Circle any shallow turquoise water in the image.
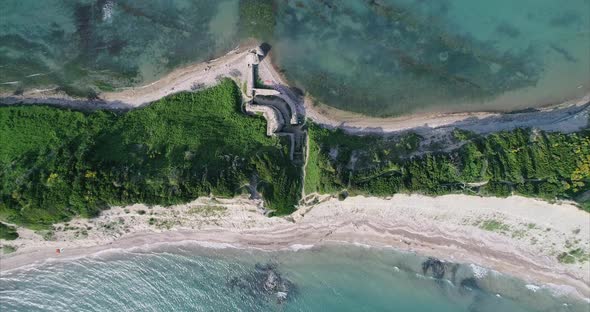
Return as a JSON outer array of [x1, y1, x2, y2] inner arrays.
[[0, 0, 241, 94], [271, 0, 590, 115], [0, 0, 589, 115], [0, 244, 587, 311]]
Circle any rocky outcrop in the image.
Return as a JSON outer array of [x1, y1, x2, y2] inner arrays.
[[422, 257, 446, 279], [228, 262, 296, 304]]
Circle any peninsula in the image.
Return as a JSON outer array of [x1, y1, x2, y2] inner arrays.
[[1, 45, 589, 302]]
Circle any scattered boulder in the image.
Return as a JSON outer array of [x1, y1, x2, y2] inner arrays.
[[422, 257, 446, 279]]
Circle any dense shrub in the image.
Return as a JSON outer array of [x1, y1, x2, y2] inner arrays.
[[0, 80, 301, 228], [305, 123, 590, 207], [0, 222, 18, 240]]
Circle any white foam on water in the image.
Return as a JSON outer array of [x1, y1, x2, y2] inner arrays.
[[196, 241, 235, 249], [289, 244, 314, 251], [470, 264, 488, 279], [351, 242, 372, 248], [525, 284, 540, 292], [102, 1, 114, 22], [277, 291, 288, 299]]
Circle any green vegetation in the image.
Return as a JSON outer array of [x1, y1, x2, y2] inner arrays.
[[1, 78, 588, 230], [557, 248, 590, 264], [0, 222, 19, 240], [0, 80, 300, 228], [1, 245, 17, 254], [478, 219, 510, 233], [239, 0, 276, 41], [305, 123, 590, 205]]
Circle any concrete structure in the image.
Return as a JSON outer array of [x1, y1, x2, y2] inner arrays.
[[244, 102, 284, 136], [252, 88, 280, 97], [244, 49, 300, 125], [245, 52, 259, 98], [241, 47, 306, 162]]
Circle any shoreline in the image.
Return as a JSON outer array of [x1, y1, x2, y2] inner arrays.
[[258, 49, 590, 135], [0, 44, 588, 136], [2, 194, 589, 301], [1, 45, 589, 302]]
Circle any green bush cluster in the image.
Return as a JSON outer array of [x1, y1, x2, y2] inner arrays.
[[0, 80, 300, 228], [305, 123, 590, 207], [0, 222, 18, 240]]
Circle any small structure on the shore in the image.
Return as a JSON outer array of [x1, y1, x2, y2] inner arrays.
[[242, 46, 306, 162], [244, 48, 299, 125]]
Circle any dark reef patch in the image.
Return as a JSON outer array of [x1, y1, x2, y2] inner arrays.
[[496, 23, 521, 38], [460, 277, 480, 290], [422, 257, 446, 279], [228, 262, 296, 304]]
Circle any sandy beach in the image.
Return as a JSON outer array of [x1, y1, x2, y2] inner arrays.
[[1, 194, 589, 300]]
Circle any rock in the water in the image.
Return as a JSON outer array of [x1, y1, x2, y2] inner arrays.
[[422, 257, 446, 279], [264, 270, 279, 292], [460, 277, 480, 290], [228, 262, 296, 304]]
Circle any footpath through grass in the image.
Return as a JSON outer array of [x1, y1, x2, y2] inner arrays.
[[0, 79, 301, 228]]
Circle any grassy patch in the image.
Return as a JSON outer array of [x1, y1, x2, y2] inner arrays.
[[578, 200, 590, 213], [478, 219, 510, 233], [0, 223, 19, 240], [452, 128, 477, 141], [148, 218, 175, 230], [303, 133, 322, 194], [557, 248, 590, 264], [1, 245, 17, 254]]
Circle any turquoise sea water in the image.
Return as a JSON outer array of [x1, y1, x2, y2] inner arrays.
[[1, 244, 588, 311], [272, 0, 590, 115], [1, 0, 589, 115]]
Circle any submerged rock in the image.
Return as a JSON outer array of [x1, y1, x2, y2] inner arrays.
[[228, 262, 296, 304], [460, 277, 480, 290], [422, 257, 446, 279]]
